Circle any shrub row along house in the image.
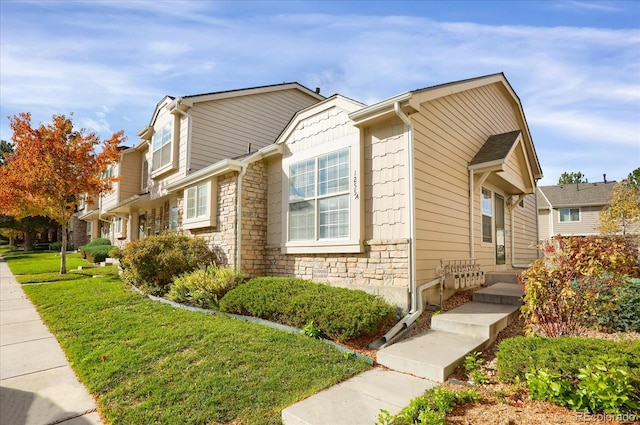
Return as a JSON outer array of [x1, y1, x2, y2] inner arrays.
[[75, 73, 543, 310]]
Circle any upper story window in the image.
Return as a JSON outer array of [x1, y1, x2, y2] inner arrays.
[[481, 187, 492, 243], [141, 159, 149, 191], [102, 165, 114, 179], [289, 148, 350, 242], [151, 122, 173, 171], [559, 208, 580, 222]]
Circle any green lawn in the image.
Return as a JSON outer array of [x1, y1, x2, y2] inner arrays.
[[2, 250, 89, 275], [6, 252, 369, 424]]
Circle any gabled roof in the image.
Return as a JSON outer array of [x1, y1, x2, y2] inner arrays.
[[274, 94, 366, 145], [469, 130, 522, 166], [179, 82, 324, 107], [137, 82, 325, 140], [537, 182, 616, 209], [349, 73, 543, 181]]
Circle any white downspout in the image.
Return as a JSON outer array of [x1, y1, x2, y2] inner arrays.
[[393, 102, 417, 313], [170, 98, 193, 172], [369, 103, 442, 350], [236, 165, 248, 272], [469, 169, 475, 259]]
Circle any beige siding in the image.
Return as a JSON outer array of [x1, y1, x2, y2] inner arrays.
[[538, 208, 551, 240], [285, 107, 358, 156], [553, 205, 603, 235], [412, 83, 523, 280], [118, 151, 142, 199], [364, 118, 409, 241], [513, 194, 539, 264], [190, 89, 319, 170]]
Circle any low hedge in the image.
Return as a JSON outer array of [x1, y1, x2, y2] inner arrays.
[[79, 238, 113, 259], [496, 336, 640, 384], [219, 277, 397, 341], [83, 245, 113, 263]]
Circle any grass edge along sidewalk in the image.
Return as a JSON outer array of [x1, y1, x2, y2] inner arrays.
[[4, 250, 369, 424]]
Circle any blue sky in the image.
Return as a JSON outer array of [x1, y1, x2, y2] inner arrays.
[[1, 0, 638, 185]]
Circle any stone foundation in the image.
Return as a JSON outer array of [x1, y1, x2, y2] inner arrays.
[[265, 239, 411, 309]]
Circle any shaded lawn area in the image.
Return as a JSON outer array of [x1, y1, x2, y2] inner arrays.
[[21, 275, 370, 424]]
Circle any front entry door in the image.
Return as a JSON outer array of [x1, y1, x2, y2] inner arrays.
[[495, 194, 506, 265]]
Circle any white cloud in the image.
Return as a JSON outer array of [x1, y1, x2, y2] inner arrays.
[[0, 2, 638, 179]]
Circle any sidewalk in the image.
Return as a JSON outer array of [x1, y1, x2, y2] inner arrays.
[[0, 257, 102, 425]]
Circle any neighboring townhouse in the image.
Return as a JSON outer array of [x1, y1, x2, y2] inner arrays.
[[139, 73, 543, 310], [79, 83, 324, 252], [537, 181, 616, 239]]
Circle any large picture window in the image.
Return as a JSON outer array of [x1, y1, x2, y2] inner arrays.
[[559, 208, 580, 222], [289, 148, 350, 241], [481, 187, 492, 243], [151, 122, 172, 171]]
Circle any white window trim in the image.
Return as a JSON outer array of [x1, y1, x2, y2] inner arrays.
[[481, 187, 493, 245], [182, 179, 218, 230], [281, 139, 362, 254], [558, 207, 581, 223], [150, 118, 178, 178], [114, 216, 126, 239]]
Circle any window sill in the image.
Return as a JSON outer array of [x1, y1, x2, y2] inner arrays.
[[282, 240, 363, 254], [151, 163, 177, 179], [183, 216, 216, 230]]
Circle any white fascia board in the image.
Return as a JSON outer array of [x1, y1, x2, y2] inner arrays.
[[349, 92, 412, 124], [165, 160, 243, 192]]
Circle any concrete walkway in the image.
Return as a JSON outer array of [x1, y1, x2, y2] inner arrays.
[[0, 256, 103, 425]]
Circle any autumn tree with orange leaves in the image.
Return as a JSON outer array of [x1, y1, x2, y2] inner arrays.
[[0, 113, 124, 273]]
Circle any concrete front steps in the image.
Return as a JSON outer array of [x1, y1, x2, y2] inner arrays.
[[282, 281, 523, 424], [377, 282, 523, 383]]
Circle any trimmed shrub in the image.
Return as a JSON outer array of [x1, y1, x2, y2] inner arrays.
[[520, 236, 640, 337], [84, 245, 113, 263], [167, 266, 242, 309], [79, 238, 113, 259], [119, 234, 216, 296], [496, 336, 640, 384], [219, 277, 397, 341], [50, 241, 74, 252]]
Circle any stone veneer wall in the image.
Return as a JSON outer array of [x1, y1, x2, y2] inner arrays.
[[265, 239, 410, 308], [239, 161, 268, 277], [188, 172, 238, 269]]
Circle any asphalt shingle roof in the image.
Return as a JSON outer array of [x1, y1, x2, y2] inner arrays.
[[469, 130, 522, 166], [537, 181, 616, 208]]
